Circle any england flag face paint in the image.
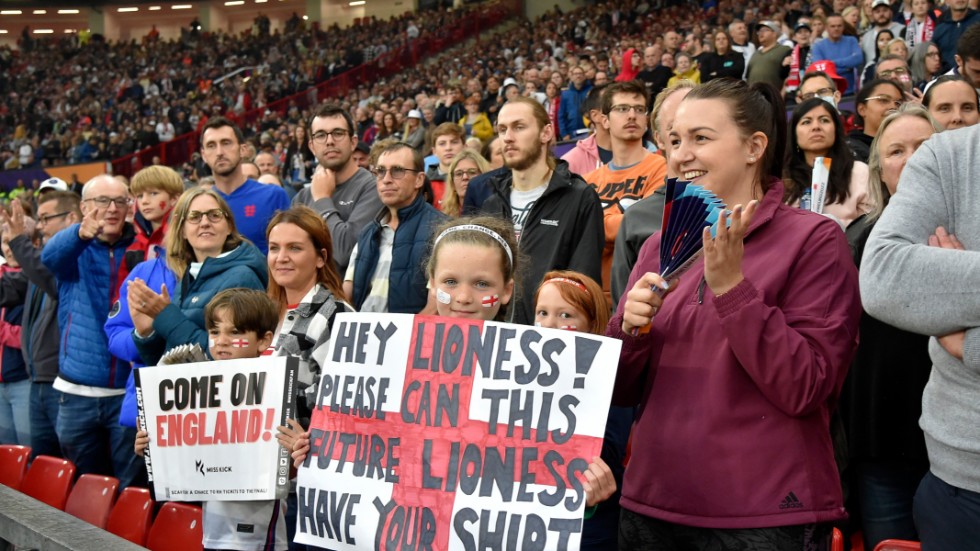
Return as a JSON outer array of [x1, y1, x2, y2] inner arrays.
[[436, 288, 452, 304], [231, 338, 250, 348], [481, 294, 499, 308]]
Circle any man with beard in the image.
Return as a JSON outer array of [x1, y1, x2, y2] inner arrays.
[[293, 105, 381, 274], [41, 176, 144, 487], [200, 117, 289, 253], [479, 97, 603, 325]]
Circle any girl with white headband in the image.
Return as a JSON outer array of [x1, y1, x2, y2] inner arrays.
[[425, 216, 519, 322]]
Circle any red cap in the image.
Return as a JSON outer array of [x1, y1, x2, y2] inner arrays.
[[805, 60, 848, 95]]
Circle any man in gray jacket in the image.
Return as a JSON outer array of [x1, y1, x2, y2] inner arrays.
[[860, 124, 980, 548], [293, 104, 381, 275], [0, 191, 81, 458]]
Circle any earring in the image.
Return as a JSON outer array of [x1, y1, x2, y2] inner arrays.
[[748, 156, 756, 163]]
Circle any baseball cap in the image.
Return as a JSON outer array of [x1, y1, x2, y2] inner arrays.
[[872, 0, 891, 8], [407, 109, 423, 119], [757, 21, 780, 33], [794, 21, 812, 32], [806, 60, 849, 95], [38, 177, 69, 193]]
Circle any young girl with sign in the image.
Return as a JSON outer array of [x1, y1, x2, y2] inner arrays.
[[533, 270, 627, 551], [136, 288, 287, 551]]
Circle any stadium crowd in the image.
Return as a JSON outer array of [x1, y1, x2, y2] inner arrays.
[[1, 0, 980, 549]]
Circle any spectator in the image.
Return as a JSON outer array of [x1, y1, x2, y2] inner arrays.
[[747, 21, 793, 90], [254, 151, 279, 177], [129, 188, 267, 366], [0, 224, 29, 446], [812, 14, 866, 94], [668, 53, 701, 87], [843, 103, 942, 551], [584, 80, 666, 301], [614, 48, 641, 82], [458, 95, 494, 144], [562, 84, 611, 177], [344, 142, 447, 313], [479, 97, 603, 324], [950, 23, 980, 89], [637, 44, 673, 97], [402, 109, 426, 151], [804, 62, 850, 111], [932, 0, 980, 70], [284, 126, 315, 188], [559, 66, 593, 140], [729, 19, 757, 77], [425, 123, 466, 207], [849, 79, 905, 162], [41, 175, 144, 488], [910, 41, 944, 89], [0, 195, 78, 459], [922, 75, 980, 129], [862, 0, 907, 64], [701, 30, 746, 82], [613, 79, 860, 549], [292, 104, 381, 275], [784, 98, 871, 227], [441, 150, 489, 218], [875, 54, 917, 96], [154, 118, 176, 143], [199, 117, 290, 253], [859, 119, 980, 551]]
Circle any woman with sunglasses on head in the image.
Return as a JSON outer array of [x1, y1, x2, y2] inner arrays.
[[847, 79, 905, 163], [128, 188, 267, 366]]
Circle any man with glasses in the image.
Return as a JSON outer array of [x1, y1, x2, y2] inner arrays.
[[584, 81, 666, 302], [40, 175, 145, 488], [293, 104, 380, 274], [479, 97, 603, 325], [875, 54, 919, 99], [0, 191, 80, 460], [200, 116, 289, 253], [344, 142, 447, 313]]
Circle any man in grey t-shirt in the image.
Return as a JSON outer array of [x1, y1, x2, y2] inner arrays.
[[293, 104, 382, 274]]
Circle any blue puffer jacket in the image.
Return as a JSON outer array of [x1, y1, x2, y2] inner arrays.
[[351, 193, 447, 313], [133, 243, 268, 366], [42, 223, 136, 389], [104, 253, 177, 427]]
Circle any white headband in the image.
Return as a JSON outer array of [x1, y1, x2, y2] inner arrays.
[[433, 224, 513, 267]]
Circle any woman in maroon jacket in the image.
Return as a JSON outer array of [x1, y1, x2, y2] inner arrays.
[[609, 79, 862, 550]]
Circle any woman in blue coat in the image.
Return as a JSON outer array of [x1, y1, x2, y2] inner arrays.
[[127, 188, 267, 366]]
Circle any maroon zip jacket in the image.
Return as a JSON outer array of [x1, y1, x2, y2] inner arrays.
[[607, 182, 861, 529]]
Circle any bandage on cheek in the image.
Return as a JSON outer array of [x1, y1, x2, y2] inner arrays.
[[436, 289, 451, 304]]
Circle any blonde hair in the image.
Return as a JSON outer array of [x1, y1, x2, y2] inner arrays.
[[441, 150, 490, 218], [164, 188, 244, 279], [866, 104, 942, 221], [130, 165, 185, 197]]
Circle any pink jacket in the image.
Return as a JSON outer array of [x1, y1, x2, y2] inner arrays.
[[561, 134, 602, 179], [607, 183, 861, 529]]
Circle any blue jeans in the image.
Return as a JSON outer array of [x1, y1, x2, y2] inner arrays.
[[0, 378, 31, 445], [855, 460, 924, 549], [56, 391, 145, 488], [29, 382, 62, 459], [914, 470, 980, 550]]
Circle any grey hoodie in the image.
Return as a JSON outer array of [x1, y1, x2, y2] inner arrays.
[[860, 124, 980, 493]]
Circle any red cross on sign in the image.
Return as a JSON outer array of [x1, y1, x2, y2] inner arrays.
[[294, 313, 617, 551]]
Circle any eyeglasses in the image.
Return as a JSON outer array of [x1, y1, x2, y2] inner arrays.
[[609, 104, 648, 116], [83, 196, 133, 209], [371, 166, 421, 180], [453, 168, 481, 180], [799, 87, 835, 100], [877, 66, 910, 79], [926, 51, 940, 58], [310, 129, 350, 144], [185, 209, 228, 224], [37, 211, 70, 226], [864, 95, 903, 109]]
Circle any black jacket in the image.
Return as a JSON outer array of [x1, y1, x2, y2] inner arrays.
[[479, 160, 604, 325]]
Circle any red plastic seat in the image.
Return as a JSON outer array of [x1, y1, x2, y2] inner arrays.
[[64, 474, 119, 528], [106, 486, 154, 546], [146, 502, 203, 551], [874, 540, 922, 551], [0, 444, 31, 490], [19, 455, 76, 510]]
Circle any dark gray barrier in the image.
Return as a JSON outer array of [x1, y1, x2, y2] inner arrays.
[[0, 484, 145, 551]]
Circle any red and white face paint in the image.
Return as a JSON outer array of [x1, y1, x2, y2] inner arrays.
[[481, 295, 500, 308], [436, 288, 452, 304]]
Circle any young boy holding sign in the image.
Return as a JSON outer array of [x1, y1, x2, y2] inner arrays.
[[135, 289, 288, 551]]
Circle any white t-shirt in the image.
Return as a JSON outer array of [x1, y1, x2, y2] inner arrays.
[[202, 499, 287, 551], [510, 184, 547, 242]]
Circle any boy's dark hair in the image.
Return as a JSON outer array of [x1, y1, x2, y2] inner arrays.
[[309, 103, 356, 136], [601, 80, 651, 114], [957, 23, 980, 61], [205, 288, 279, 335], [200, 116, 245, 146]]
